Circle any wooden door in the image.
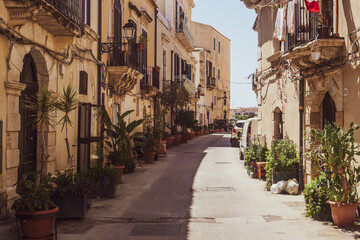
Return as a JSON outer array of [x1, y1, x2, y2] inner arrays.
[[18, 54, 38, 179], [322, 92, 336, 128]]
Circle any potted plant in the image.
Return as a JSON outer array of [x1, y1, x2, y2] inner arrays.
[[85, 165, 118, 198], [143, 114, 157, 163], [265, 139, 299, 190], [311, 122, 360, 226], [48, 170, 90, 219], [163, 132, 174, 148], [137, 33, 147, 50], [104, 110, 144, 177], [175, 109, 194, 143], [173, 131, 182, 146], [12, 172, 58, 239]]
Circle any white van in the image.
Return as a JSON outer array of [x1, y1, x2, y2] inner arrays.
[[239, 118, 258, 160]]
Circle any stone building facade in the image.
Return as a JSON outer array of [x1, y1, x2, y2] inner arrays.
[[241, 0, 360, 184], [0, 0, 101, 217], [191, 22, 231, 125]]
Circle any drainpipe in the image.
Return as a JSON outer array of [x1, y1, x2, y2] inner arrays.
[[154, 9, 158, 67], [154, 8, 158, 119], [299, 74, 305, 190], [170, 50, 174, 133], [97, 0, 102, 106]]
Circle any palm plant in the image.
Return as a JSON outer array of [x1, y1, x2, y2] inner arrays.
[[55, 85, 78, 166], [24, 88, 56, 180]]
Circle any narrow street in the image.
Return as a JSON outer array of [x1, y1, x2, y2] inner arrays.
[[53, 133, 351, 240], [1, 133, 353, 239]]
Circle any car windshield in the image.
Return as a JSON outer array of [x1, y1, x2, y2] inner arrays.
[[236, 122, 244, 128]]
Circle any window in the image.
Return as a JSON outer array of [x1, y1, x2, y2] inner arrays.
[[113, 104, 120, 124], [213, 38, 216, 51], [79, 71, 88, 95], [136, 99, 139, 116], [174, 53, 180, 79], [213, 67, 215, 78], [163, 50, 166, 81], [218, 40, 221, 53], [83, 0, 91, 25], [218, 69, 220, 81], [187, 64, 191, 80], [214, 96, 216, 105]]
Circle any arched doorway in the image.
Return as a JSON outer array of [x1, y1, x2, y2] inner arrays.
[[18, 54, 38, 179], [274, 107, 283, 140], [322, 91, 336, 128]]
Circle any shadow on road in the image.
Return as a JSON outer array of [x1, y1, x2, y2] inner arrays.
[[120, 133, 231, 239]]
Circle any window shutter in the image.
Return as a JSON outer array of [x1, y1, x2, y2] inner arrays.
[[79, 71, 88, 95]]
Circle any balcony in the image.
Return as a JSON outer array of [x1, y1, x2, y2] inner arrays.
[[4, 0, 85, 37], [101, 38, 146, 96], [206, 76, 216, 89], [283, 0, 344, 70], [140, 67, 160, 97], [175, 19, 195, 52]]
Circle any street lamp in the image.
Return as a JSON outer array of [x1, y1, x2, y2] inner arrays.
[[123, 19, 136, 42]]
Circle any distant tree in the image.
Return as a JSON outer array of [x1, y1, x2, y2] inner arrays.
[[234, 115, 248, 120]]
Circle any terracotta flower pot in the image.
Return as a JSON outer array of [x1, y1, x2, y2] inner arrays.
[[200, 130, 204, 135], [144, 151, 156, 164], [173, 135, 182, 146], [16, 207, 59, 239], [191, 132, 195, 138], [164, 136, 174, 148], [181, 133, 188, 143], [329, 201, 360, 226], [195, 131, 200, 136], [114, 165, 125, 184]]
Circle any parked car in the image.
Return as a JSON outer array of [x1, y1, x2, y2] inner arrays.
[[239, 118, 258, 160], [230, 120, 245, 147]]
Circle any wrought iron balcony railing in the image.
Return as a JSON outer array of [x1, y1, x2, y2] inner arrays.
[[140, 67, 160, 89], [44, 0, 84, 29], [285, 0, 334, 52], [102, 37, 147, 74], [176, 19, 195, 47]]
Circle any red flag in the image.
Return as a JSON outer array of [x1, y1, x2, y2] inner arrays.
[[304, 0, 320, 12]]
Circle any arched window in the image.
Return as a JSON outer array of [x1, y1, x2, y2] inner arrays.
[[274, 107, 283, 140], [322, 91, 336, 128]]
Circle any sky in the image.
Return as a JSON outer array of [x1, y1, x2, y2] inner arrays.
[[192, 0, 258, 108]]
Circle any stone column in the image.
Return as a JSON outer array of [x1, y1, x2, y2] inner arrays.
[[4, 81, 26, 211]]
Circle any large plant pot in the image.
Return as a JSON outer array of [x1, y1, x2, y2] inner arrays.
[[164, 136, 174, 148], [114, 165, 125, 184], [195, 131, 200, 136], [52, 195, 87, 219], [200, 130, 204, 135], [329, 201, 360, 227], [16, 207, 59, 239], [173, 135, 182, 146], [144, 151, 156, 163], [181, 133, 189, 143], [157, 141, 167, 154]]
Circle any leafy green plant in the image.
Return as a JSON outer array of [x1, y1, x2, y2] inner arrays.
[[144, 114, 157, 152], [47, 169, 91, 199], [304, 173, 332, 221], [245, 143, 268, 175], [85, 166, 118, 198], [265, 139, 299, 190], [158, 81, 190, 134], [104, 110, 143, 172], [311, 122, 360, 203], [175, 109, 195, 132], [55, 85, 78, 166], [12, 172, 56, 212]]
